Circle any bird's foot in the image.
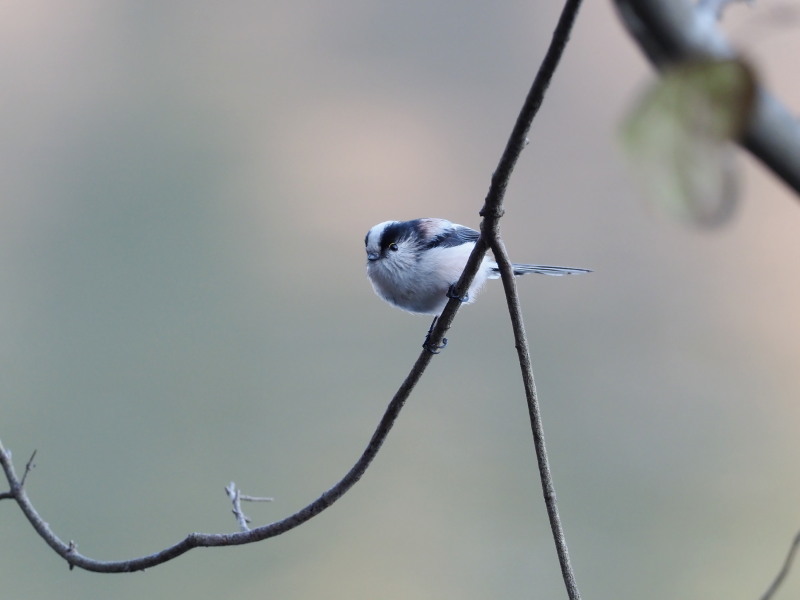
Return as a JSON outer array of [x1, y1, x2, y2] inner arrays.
[[447, 284, 469, 303], [423, 335, 448, 354], [423, 316, 447, 354]]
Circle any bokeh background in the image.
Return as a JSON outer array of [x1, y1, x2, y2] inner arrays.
[[1, 1, 799, 599]]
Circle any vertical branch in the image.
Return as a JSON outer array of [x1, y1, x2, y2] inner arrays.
[[491, 238, 581, 600], [478, 1, 585, 599], [396, 8, 586, 598]]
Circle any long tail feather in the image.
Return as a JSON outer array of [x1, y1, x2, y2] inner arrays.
[[489, 263, 591, 278]]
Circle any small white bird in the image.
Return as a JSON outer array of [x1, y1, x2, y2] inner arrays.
[[365, 218, 589, 317]]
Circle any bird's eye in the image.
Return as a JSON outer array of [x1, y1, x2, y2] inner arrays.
[[388, 243, 399, 251]]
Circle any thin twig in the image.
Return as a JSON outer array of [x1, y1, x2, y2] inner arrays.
[[471, 1, 585, 598], [224, 482, 274, 532], [491, 237, 581, 599], [239, 494, 274, 502], [20, 450, 37, 488], [225, 483, 252, 532], [760, 530, 800, 600]]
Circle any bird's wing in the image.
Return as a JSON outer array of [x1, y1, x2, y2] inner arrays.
[[425, 224, 480, 249]]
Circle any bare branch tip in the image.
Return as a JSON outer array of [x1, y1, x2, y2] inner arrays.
[[224, 482, 236, 498], [20, 449, 38, 487], [239, 494, 275, 503]]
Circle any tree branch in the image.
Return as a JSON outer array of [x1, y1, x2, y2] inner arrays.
[[1, 0, 585, 586], [490, 237, 582, 600], [0, 347, 436, 572], [613, 0, 800, 196], [760, 529, 800, 600], [411, 0, 586, 596], [474, 2, 585, 598]]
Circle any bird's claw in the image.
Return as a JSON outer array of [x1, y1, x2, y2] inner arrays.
[[447, 284, 469, 304], [423, 335, 448, 354], [423, 315, 449, 354]]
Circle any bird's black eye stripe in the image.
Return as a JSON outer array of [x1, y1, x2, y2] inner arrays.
[[364, 233, 369, 247], [379, 221, 415, 252]]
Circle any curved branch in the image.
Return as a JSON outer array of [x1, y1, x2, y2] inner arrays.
[[1, 349, 435, 572], [760, 530, 800, 600], [613, 0, 800, 195]]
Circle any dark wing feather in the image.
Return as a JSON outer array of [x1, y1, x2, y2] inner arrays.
[[425, 224, 480, 250]]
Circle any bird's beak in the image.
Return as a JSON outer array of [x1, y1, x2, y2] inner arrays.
[[367, 251, 380, 262]]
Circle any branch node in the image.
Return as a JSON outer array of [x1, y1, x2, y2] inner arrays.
[[479, 205, 505, 220], [225, 482, 258, 532], [66, 540, 77, 570]]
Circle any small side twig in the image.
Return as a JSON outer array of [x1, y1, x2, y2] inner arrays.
[[225, 483, 251, 532], [239, 494, 274, 503], [225, 482, 274, 532], [20, 450, 37, 487], [760, 529, 800, 600]]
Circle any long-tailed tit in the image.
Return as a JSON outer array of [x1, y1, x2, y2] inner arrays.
[[365, 218, 589, 351]]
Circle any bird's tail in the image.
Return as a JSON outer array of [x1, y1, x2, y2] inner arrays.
[[488, 262, 591, 279]]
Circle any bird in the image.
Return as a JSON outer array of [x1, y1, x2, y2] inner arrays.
[[364, 218, 589, 351]]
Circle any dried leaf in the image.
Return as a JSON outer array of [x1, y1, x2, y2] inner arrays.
[[621, 58, 756, 226]]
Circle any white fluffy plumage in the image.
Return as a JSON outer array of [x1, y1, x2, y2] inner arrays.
[[365, 218, 589, 316]]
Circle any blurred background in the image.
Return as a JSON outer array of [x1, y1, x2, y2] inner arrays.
[[1, 1, 799, 599]]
